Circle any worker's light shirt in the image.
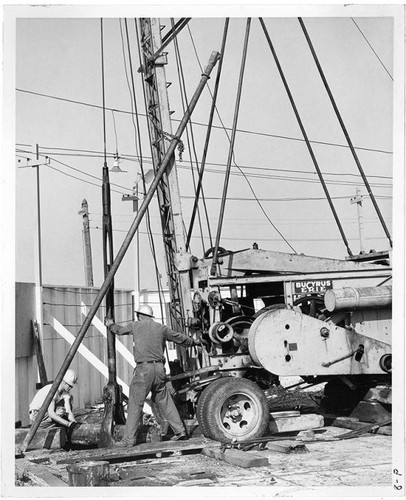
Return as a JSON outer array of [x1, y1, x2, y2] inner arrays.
[[29, 384, 69, 412]]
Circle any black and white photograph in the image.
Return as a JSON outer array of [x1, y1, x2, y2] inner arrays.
[[1, 2, 405, 497]]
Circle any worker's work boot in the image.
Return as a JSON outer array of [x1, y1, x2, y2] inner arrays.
[[170, 431, 188, 441]]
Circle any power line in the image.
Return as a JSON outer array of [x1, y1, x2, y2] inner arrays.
[[90, 214, 392, 227], [16, 149, 133, 194], [16, 88, 393, 155], [45, 164, 105, 190], [177, 164, 392, 189], [17, 150, 392, 201], [180, 194, 392, 202], [90, 225, 389, 242], [18, 145, 393, 180], [89, 211, 392, 223], [351, 18, 393, 81], [16, 148, 392, 190]]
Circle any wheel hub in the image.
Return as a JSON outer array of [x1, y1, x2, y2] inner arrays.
[[225, 404, 243, 421], [221, 394, 257, 436]]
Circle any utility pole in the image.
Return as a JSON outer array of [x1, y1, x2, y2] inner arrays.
[[31, 144, 50, 385], [35, 144, 43, 287], [122, 176, 141, 310], [138, 18, 195, 369], [350, 187, 365, 254], [78, 199, 94, 287]]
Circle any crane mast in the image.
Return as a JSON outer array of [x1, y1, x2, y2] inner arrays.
[[138, 18, 194, 366]]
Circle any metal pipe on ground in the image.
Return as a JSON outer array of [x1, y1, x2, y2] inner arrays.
[[21, 50, 220, 453]]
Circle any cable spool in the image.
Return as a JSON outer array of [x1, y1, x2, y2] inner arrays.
[[209, 322, 234, 344]]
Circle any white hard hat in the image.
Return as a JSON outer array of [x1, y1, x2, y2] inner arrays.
[[63, 368, 78, 386], [135, 305, 154, 317]]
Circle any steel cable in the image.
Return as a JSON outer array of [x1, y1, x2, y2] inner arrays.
[[260, 18, 353, 257], [299, 17, 392, 249]]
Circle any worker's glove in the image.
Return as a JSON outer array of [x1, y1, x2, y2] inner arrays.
[[104, 317, 114, 328], [66, 421, 78, 441], [193, 337, 208, 348]]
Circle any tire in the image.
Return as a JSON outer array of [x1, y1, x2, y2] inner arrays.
[[196, 378, 232, 438], [202, 378, 270, 443]]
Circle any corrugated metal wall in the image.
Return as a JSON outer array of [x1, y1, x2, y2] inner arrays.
[[15, 356, 36, 426], [15, 282, 37, 425], [42, 285, 135, 410], [15, 284, 171, 424]]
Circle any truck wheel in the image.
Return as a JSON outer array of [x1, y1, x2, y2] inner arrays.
[[196, 378, 232, 438], [202, 378, 269, 443]]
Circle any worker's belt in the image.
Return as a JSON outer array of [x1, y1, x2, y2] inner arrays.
[[137, 359, 164, 364]]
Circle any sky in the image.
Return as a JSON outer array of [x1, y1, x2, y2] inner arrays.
[[7, 5, 401, 294]]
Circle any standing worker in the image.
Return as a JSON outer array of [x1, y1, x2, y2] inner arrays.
[[105, 305, 203, 447]]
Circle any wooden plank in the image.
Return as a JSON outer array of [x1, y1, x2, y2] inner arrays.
[[15, 458, 68, 486], [270, 411, 300, 418], [15, 427, 67, 451], [201, 447, 269, 468], [52, 437, 219, 465], [177, 478, 216, 486], [332, 417, 392, 435], [269, 413, 324, 434]]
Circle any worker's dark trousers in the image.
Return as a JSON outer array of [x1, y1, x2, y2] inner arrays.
[[122, 363, 185, 445]]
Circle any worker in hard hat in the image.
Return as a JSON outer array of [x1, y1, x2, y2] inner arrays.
[[28, 368, 78, 429], [105, 305, 203, 447]]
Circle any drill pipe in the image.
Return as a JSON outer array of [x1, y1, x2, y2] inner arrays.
[[22, 50, 220, 452]]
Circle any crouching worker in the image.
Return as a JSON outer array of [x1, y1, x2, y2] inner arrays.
[[105, 305, 203, 447], [29, 369, 78, 429]]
